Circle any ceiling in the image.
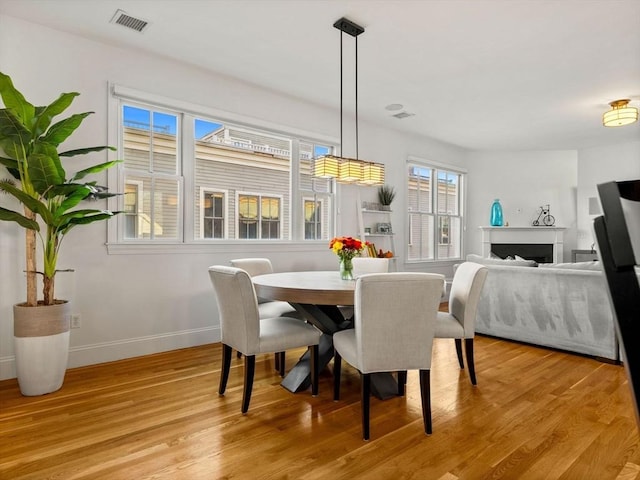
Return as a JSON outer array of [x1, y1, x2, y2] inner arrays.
[[1, 0, 639, 151]]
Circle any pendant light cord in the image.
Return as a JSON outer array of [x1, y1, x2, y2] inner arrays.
[[355, 35, 359, 161], [339, 30, 343, 158]]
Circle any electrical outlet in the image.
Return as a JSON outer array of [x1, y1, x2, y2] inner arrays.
[[71, 314, 81, 329]]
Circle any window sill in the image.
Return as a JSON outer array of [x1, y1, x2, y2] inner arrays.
[[106, 241, 328, 255]]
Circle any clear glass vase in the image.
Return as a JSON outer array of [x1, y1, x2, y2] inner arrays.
[[339, 257, 354, 280]]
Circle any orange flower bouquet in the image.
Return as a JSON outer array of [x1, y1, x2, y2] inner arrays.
[[330, 236, 366, 280]]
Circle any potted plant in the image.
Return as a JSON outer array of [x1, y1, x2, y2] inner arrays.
[[0, 72, 120, 395], [378, 184, 396, 211]]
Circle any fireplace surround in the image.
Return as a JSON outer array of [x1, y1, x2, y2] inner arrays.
[[479, 226, 566, 263]]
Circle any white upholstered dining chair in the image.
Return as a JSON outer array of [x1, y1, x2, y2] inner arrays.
[[435, 261, 488, 385], [208, 266, 321, 414], [352, 257, 390, 277], [339, 257, 390, 321], [230, 258, 300, 319], [230, 257, 301, 374], [333, 272, 445, 440]]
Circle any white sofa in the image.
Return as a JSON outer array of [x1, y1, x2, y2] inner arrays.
[[466, 254, 618, 361]]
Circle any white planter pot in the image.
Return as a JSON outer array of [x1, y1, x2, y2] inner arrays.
[[13, 301, 71, 396]]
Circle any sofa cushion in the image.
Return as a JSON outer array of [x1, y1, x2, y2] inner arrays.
[[467, 253, 537, 267]]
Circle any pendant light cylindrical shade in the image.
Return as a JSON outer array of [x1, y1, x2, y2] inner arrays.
[[603, 99, 638, 127], [314, 155, 340, 178], [339, 158, 363, 183], [361, 162, 385, 185]]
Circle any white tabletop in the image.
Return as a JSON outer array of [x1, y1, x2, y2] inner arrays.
[[252, 271, 356, 306]]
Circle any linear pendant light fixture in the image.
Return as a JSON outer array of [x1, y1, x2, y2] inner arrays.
[[313, 17, 384, 185], [603, 99, 638, 127]]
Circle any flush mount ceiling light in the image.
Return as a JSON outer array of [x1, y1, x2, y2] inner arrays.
[[603, 99, 638, 127], [313, 17, 384, 186]]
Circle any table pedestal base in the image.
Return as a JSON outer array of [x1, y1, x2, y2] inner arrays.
[[280, 335, 399, 400], [281, 335, 333, 393]]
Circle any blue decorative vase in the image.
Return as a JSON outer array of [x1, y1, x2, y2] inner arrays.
[[490, 199, 503, 226]]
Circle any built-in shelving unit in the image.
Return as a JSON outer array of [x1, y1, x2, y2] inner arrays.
[[357, 197, 396, 269]]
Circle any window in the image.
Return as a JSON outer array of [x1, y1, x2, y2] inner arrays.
[[201, 189, 226, 239], [123, 181, 142, 239], [299, 143, 333, 241], [237, 193, 281, 239], [121, 105, 181, 240], [110, 87, 336, 246], [407, 162, 464, 262], [304, 198, 324, 240]]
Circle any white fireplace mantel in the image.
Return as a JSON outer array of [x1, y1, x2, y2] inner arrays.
[[479, 226, 566, 263]]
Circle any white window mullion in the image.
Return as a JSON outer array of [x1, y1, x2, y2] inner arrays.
[[290, 139, 301, 241], [182, 114, 195, 242]]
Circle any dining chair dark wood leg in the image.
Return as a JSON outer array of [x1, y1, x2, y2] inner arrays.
[[310, 345, 319, 396], [219, 344, 232, 395], [361, 373, 371, 440], [277, 352, 285, 377], [465, 338, 477, 385], [241, 355, 256, 414], [419, 369, 432, 435], [333, 351, 342, 401], [455, 339, 464, 369], [397, 371, 407, 396]]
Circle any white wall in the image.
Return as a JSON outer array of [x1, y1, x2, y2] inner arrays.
[[0, 15, 466, 379], [465, 150, 579, 261], [576, 141, 640, 249]]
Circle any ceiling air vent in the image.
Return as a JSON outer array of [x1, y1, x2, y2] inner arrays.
[[392, 112, 415, 119], [110, 9, 150, 33]]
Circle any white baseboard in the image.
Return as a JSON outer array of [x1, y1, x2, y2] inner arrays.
[[0, 326, 221, 381]]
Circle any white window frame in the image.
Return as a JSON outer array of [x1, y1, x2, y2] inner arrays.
[[113, 97, 184, 243], [199, 187, 229, 240], [107, 84, 338, 254], [406, 156, 467, 263]]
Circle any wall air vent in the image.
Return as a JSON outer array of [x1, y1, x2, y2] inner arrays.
[[110, 9, 150, 33], [392, 112, 415, 119]]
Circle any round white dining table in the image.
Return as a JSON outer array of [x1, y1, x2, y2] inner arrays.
[[252, 270, 398, 399]]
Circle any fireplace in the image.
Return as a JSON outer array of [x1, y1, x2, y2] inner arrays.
[[490, 243, 554, 263], [479, 226, 566, 263]]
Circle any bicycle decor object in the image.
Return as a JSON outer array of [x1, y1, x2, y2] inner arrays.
[[532, 204, 555, 226]]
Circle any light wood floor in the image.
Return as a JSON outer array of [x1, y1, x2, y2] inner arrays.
[[1, 336, 639, 480]]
